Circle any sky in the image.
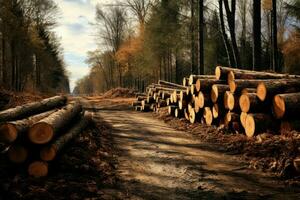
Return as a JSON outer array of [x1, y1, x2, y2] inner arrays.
[[53, 0, 109, 91]]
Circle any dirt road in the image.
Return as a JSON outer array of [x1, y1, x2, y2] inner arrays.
[[82, 98, 300, 200]]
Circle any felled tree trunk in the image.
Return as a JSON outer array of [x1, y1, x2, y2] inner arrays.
[[245, 113, 275, 137], [29, 103, 82, 144], [273, 93, 300, 119], [40, 114, 91, 161], [0, 96, 67, 122]]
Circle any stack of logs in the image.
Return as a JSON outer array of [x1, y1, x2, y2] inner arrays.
[[133, 66, 300, 137], [0, 96, 91, 177]]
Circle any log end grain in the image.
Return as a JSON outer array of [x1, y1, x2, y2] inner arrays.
[[195, 79, 201, 92], [257, 82, 267, 101], [29, 122, 54, 144], [228, 80, 236, 93], [204, 107, 213, 126], [198, 92, 205, 108], [240, 112, 248, 129], [211, 85, 218, 103], [227, 71, 235, 83], [0, 123, 18, 143], [40, 145, 57, 161], [224, 91, 235, 110], [28, 161, 48, 178], [8, 145, 28, 163], [239, 94, 250, 113], [215, 66, 221, 80], [273, 95, 285, 119], [189, 109, 196, 124], [212, 104, 219, 119], [245, 114, 255, 137]]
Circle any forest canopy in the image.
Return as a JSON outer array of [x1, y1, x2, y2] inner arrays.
[[71, 0, 300, 95], [0, 0, 70, 93]]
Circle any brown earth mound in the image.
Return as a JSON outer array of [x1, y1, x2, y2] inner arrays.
[[102, 88, 136, 98]]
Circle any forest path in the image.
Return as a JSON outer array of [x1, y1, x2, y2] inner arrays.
[[80, 97, 300, 200]]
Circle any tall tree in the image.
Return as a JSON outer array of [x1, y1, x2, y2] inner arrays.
[[198, 0, 204, 74], [190, 0, 196, 74], [272, 0, 279, 72], [223, 0, 241, 67], [253, 0, 262, 70]]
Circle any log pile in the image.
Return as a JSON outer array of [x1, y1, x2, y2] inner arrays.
[[133, 66, 300, 138], [0, 96, 91, 178]]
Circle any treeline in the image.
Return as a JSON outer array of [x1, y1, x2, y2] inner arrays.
[[0, 0, 69, 93], [74, 0, 300, 94]]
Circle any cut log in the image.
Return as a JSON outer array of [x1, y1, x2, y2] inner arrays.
[[178, 100, 187, 110], [8, 145, 28, 164], [135, 106, 142, 111], [224, 112, 239, 126], [135, 93, 146, 98], [0, 110, 56, 143], [142, 104, 151, 112], [257, 79, 300, 101], [188, 75, 215, 85], [28, 161, 48, 178], [183, 77, 189, 86], [137, 96, 146, 101], [211, 84, 230, 103], [162, 92, 171, 100], [224, 91, 235, 110], [184, 109, 190, 121], [195, 79, 225, 93], [175, 108, 184, 118], [245, 113, 274, 137], [158, 100, 167, 108], [240, 112, 248, 128], [0, 96, 67, 122], [189, 108, 196, 124], [132, 101, 142, 107], [241, 88, 257, 94], [215, 66, 300, 81], [168, 106, 177, 116], [212, 104, 219, 119], [203, 107, 213, 125], [158, 80, 187, 90], [273, 93, 300, 119], [29, 103, 83, 144], [40, 115, 91, 161], [239, 93, 267, 113], [228, 79, 264, 93]]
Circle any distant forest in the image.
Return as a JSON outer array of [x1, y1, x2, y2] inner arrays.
[[74, 0, 300, 94], [0, 0, 70, 93]]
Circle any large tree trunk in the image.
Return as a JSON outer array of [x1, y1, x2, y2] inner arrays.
[[253, 0, 261, 70], [239, 93, 267, 113], [273, 93, 300, 119], [0, 96, 67, 122], [40, 114, 91, 161], [198, 0, 204, 75], [257, 79, 300, 101], [0, 110, 56, 143], [223, 0, 241, 67], [245, 113, 275, 137], [158, 80, 187, 90], [29, 103, 82, 144], [218, 0, 235, 67], [195, 79, 226, 93], [190, 0, 197, 74], [215, 66, 300, 81], [188, 74, 215, 85], [272, 0, 279, 72], [211, 84, 230, 103]]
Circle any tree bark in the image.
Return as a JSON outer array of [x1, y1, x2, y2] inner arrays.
[[29, 103, 82, 144], [198, 0, 204, 74], [0, 110, 56, 143], [40, 114, 91, 161], [273, 93, 300, 119], [0, 96, 67, 122], [253, 0, 261, 70], [239, 93, 268, 113]]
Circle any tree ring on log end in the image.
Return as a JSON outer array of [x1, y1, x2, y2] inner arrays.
[[211, 85, 218, 103], [228, 80, 236, 93], [227, 71, 235, 83], [0, 123, 18, 143], [240, 112, 248, 128], [215, 66, 221, 80], [195, 79, 201, 92], [273, 95, 285, 119], [239, 94, 250, 113], [245, 114, 255, 137], [257, 83, 267, 101], [40, 145, 57, 161], [29, 122, 54, 144], [212, 104, 219, 119], [28, 161, 48, 178]]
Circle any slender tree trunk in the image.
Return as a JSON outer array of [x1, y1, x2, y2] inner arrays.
[[11, 40, 16, 91], [272, 0, 279, 72], [190, 0, 196, 74], [198, 0, 204, 75], [253, 0, 261, 70], [219, 0, 235, 67], [1, 36, 5, 85], [159, 56, 162, 80], [224, 0, 241, 67]]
